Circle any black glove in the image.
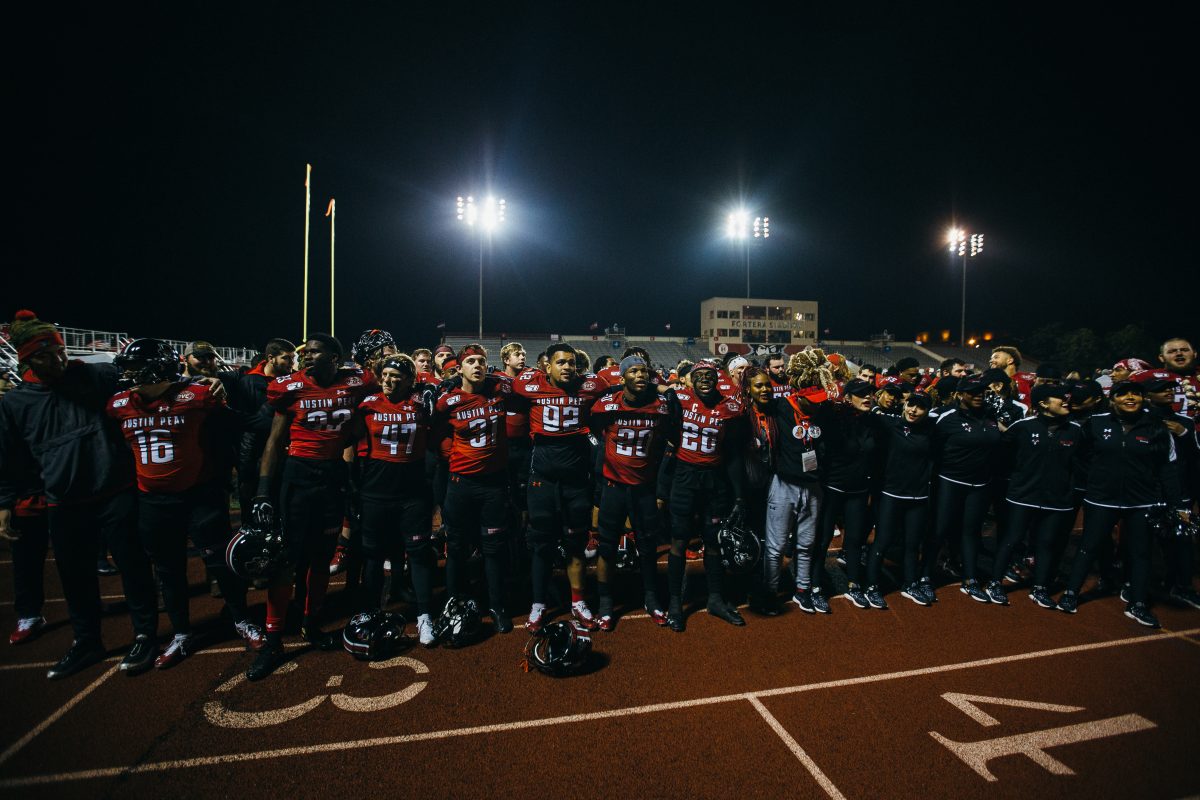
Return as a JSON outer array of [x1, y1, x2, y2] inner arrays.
[[250, 496, 275, 530]]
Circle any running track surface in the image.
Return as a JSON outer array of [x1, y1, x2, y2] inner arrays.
[[1, 543, 1198, 799]]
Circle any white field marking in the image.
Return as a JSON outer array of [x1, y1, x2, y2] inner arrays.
[[941, 692, 1084, 728], [747, 695, 847, 800], [0, 663, 119, 767], [2, 626, 1198, 789], [0, 642, 309, 672]]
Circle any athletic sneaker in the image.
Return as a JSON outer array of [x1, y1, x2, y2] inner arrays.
[[844, 584, 869, 609], [1124, 602, 1160, 628], [1003, 564, 1023, 584], [901, 583, 930, 607], [791, 589, 816, 614], [9, 616, 46, 645], [417, 614, 435, 647], [865, 585, 888, 609], [1168, 586, 1200, 610], [835, 552, 848, 568], [571, 600, 598, 631], [919, 578, 938, 604], [596, 596, 615, 632], [960, 580, 990, 603], [809, 588, 832, 614], [985, 581, 1009, 606], [328, 541, 350, 575], [235, 619, 266, 651], [1119, 584, 1132, 604], [154, 633, 193, 670], [644, 592, 668, 626], [667, 597, 685, 632], [584, 531, 600, 559], [706, 596, 745, 626], [490, 608, 513, 634], [525, 603, 547, 634], [685, 545, 704, 561], [1057, 590, 1078, 614], [1029, 586, 1056, 609]]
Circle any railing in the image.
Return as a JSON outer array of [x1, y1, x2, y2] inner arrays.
[[0, 337, 20, 383]]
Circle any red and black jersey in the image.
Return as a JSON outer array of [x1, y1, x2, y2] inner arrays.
[[512, 369, 610, 438], [672, 388, 746, 468], [267, 368, 375, 460], [590, 391, 677, 485], [354, 391, 429, 464], [1012, 371, 1035, 407], [716, 371, 741, 399], [597, 364, 666, 388], [434, 377, 509, 475], [769, 376, 794, 399], [495, 373, 531, 440], [106, 382, 224, 493]]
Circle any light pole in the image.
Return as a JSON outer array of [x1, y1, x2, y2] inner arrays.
[[947, 227, 984, 347], [725, 210, 769, 298], [457, 195, 505, 340]]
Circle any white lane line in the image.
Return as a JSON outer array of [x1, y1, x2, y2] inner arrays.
[[2, 626, 1197, 788], [748, 695, 847, 800], [0, 663, 120, 767]]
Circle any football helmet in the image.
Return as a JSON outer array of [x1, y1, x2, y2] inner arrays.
[[350, 329, 396, 366], [431, 596, 480, 648], [342, 611, 409, 661], [716, 506, 762, 575], [615, 532, 639, 571], [1146, 506, 1198, 540], [524, 621, 593, 677], [225, 524, 286, 581], [113, 338, 181, 388]]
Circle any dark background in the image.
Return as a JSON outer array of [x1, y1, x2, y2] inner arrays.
[[6, 6, 1193, 352]]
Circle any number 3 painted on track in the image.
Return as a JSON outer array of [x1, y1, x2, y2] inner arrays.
[[204, 656, 430, 729]]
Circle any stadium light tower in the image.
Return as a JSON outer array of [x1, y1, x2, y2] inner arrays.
[[457, 195, 506, 340], [947, 227, 984, 347], [725, 209, 769, 297]]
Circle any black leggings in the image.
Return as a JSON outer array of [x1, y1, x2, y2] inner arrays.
[[1068, 504, 1151, 602], [926, 479, 990, 581], [869, 495, 927, 588], [993, 503, 1073, 586], [816, 489, 870, 587]]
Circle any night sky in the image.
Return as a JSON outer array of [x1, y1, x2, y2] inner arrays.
[[9, 7, 1193, 352]]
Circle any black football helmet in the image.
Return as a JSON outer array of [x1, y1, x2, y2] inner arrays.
[[114, 338, 181, 388], [431, 596, 480, 648], [342, 611, 409, 661], [350, 329, 396, 366], [615, 532, 639, 571], [716, 506, 762, 575], [524, 620, 593, 677], [1146, 506, 1198, 540], [225, 524, 286, 581]]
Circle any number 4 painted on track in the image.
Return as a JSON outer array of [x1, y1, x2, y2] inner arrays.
[[929, 692, 1156, 782]]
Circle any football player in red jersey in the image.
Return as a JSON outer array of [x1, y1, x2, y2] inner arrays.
[[412, 348, 434, 377], [248, 334, 375, 680], [513, 343, 611, 631], [434, 344, 513, 633], [343, 355, 439, 645], [589, 355, 678, 629], [666, 359, 749, 630], [107, 339, 266, 669], [990, 346, 1033, 406], [1158, 337, 1200, 418]]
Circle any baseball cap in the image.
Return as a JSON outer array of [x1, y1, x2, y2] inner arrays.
[[185, 340, 217, 357], [1110, 379, 1146, 395], [843, 378, 875, 397], [1031, 384, 1069, 405], [905, 391, 933, 409], [1129, 369, 1176, 392], [958, 374, 988, 394]]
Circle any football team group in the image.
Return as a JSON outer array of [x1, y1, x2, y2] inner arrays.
[[1, 309, 1196, 681]]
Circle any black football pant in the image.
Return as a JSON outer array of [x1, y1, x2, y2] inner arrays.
[[507, 437, 532, 569], [139, 483, 249, 635], [816, 488, 870, 587], [868, 495, 928, 588], [442, 472, 509, 611], [597, 480, 661, 600], [669, 462, 733, 600], [47, 490, 157, 646], [361, 491, 434, 616], [1068, 504, 1152, 603], [926, 479, 990, 582], [276, 458, 347, 626], [993, 503, 1073, 587], [526, 469, 592, 605], [10, 512, 49, 620]]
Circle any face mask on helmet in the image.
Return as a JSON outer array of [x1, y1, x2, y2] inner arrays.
[[225, 525, 286, 582], [716, 507, 763, 575], [342, 611, 410, 661], [114, 339, 181, 388], [523, 621, 593, 677], [431, 596, 480, 648]]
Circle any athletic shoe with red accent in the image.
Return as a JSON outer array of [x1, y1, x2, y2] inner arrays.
[[571, 600, 598, 631], [328, 541, 350, 575], [154, 633, 193, 670], [685, 544, 704, 561], [525, 603, 547, 633], [9, 616, 46, 645], [596, 597, 615, 632], [584, 531, 600, 559], [235, 619, 266, 651], [645, 592, 668, 626]]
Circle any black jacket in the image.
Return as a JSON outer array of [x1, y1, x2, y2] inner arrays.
[[933, 407, 1002, 487], [813, 404, 874, 493], [1002, 415, 1082, 511], [865, 413, 934, 500], [0, 362, 134, 507], [1079, 411, 1182, 509]]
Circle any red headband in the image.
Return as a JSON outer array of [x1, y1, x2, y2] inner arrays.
[[457, 345, 486, 361], [17, 329, 65, 362]]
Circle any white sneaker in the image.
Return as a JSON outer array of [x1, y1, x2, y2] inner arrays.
[[571, 600, 598, 631], [417, 614, 435, 647], [234, 619, 265, 651], [525, 603, 546, 633]]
